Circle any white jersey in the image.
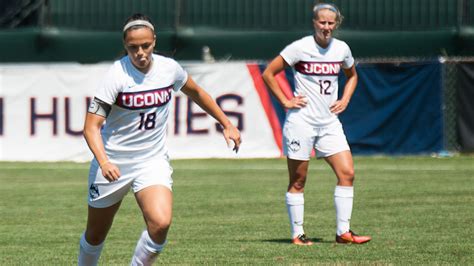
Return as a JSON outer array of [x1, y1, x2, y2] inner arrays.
[[94, 54, 188, 162], [281, 35, 354, 127]]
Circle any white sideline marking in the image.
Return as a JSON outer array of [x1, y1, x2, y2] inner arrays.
[[0, 164, 472, 171], [0, 164, 89, 170], [176, 165, 473, 171]]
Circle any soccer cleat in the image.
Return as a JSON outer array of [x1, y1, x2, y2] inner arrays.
[[292, 234, 314, 246], [336, 230, 371, 244]]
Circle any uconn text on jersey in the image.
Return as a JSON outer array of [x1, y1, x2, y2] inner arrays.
[[116, 86, 173, 109], [295, 62, 342, 76]]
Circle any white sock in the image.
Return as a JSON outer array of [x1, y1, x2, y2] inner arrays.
[[78, 233, 104, 266], [334, 186, 354, 236], [286, 192, 305, 238], [130, 230, 166, 266]]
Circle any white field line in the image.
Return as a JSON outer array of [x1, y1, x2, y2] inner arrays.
[[0, 164, 472, 171], [174, 165, 474, 171]]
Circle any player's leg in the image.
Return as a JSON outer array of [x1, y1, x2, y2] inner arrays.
[[131, 185, 173, 265], [325, 150, 371, 244], [283, 122, 315, 245], [78, 201, 122, 266], [324, 150, 355, 235], [130, 158, 174, 265], [318, 122, 370, 244], [286, 158, 313, 245], [79, 159, 134, 265]]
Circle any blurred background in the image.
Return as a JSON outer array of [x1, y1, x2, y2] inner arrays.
[[2, 0, 474, 61], [1, 0, 474, 160]]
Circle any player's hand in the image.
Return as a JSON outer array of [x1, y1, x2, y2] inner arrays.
[[283, 95, 307, 109], [223, 125, 242, 153], [330, 100, 348, 114], [100, 162, 121, 182]]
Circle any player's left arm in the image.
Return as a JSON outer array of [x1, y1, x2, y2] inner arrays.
[[330, 64, 358, 114], [181, 76, 242, 152]]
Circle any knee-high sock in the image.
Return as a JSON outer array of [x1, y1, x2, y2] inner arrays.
[[334, 186, 354, 236], [286, 192, 305, 238], [78, 233, 104, 266], [130, 230, 166, 266]]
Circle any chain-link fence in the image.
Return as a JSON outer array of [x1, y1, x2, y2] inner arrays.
[[443, 60, 460, 152], [356, 56, 474, 153]]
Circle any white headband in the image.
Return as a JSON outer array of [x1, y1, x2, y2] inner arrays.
[[313, 3, 339, 15], [123, 20, 155, 32]]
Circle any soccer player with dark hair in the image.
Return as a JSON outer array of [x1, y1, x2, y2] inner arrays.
[[78, 13, 241, 265]]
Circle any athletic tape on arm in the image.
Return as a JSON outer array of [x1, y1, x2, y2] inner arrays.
[[88, 97, 112, 117]]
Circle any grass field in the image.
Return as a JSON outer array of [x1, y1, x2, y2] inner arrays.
[[0, 156, 473, 265]]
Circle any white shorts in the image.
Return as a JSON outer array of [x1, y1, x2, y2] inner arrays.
[[283, 120, 350, 161], [87, 157, 173, 208]]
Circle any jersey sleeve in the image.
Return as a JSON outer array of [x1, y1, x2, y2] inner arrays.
[[95, 64, 122, 105], [280, 41, 301, 67], [173, 62, 188, 92], [342, 44, 355, 69]]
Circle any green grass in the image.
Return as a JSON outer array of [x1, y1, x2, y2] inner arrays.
[[0, 156, 473, 264]]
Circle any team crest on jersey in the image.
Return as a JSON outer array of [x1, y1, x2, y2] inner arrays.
[[289, 139, 301, 152], [89, 184, 100, 199], [116, 85, 173, 109], [295, 61, 342, 76]]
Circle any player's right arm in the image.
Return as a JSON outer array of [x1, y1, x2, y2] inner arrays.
[[262, 55, 307, 109], [83, 98, 121, 182]]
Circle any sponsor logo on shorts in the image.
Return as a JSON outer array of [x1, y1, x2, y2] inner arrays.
[[89, 184, 100, 199], [289, 139, 301, 152]]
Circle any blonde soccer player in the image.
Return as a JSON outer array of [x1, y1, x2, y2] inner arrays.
[[263, 3, 371, 245]]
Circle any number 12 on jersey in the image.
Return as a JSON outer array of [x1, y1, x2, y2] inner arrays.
[[319, 80, 332, 95]]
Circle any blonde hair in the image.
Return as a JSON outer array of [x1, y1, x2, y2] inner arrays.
[[313, 3, 343, 28]]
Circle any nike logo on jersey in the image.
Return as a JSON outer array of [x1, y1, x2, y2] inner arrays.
[[295, 61, 342, 76], [116, 86, 173, 109]]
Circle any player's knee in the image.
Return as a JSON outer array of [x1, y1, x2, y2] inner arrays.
[[338, 168, 355, 184], [147, 217, 172, 236], [342, 164, 354, 178], [346, 170, 355, 181], [85, 231, 106, 246], [290, 179, 306, 191]]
